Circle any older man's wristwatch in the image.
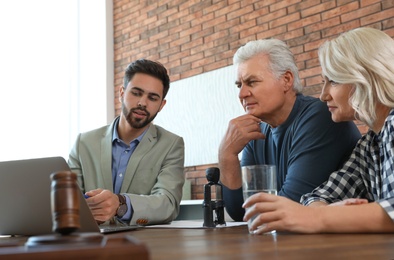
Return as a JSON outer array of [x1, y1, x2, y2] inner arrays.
[[116, 194, 127, 218]]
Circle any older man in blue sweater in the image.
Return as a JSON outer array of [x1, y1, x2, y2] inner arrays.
[[219, 39, 361, 221]]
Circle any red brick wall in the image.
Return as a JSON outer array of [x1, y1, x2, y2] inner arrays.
[[184, 163, 218, 200], [113, 0, 394, 199]]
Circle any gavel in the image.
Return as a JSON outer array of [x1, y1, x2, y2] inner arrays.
[[25, 171, 102, 248]]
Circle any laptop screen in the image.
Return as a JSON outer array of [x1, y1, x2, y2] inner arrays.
[[0, 157, 99, 236]]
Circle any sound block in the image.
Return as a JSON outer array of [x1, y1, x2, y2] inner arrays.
[[0, 234, 149, 259], [25, 232, 103, 248]]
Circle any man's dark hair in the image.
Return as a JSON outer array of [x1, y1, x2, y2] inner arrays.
[[123, 59, 170, 99]]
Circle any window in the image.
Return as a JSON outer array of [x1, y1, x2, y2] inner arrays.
[[0, 0, 114, 161]]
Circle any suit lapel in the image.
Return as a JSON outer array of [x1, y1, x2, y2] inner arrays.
[[100, 119, 117, 192], [121, 124, 158, 192]]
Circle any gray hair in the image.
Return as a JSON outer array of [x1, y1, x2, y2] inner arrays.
[[318, 27, 394, 128], [233, 39, 302, 93]]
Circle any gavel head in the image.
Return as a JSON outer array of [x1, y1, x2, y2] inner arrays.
[[206, 167, 220, 184], [50, 171, 81, 235]]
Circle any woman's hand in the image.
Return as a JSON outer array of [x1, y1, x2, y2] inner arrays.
[[242, 192, 322, 234]]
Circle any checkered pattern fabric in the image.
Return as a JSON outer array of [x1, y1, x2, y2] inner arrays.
[[301, 110, 394, 221]]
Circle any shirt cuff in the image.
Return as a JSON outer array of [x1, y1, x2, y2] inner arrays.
[[378, 199, 394, 221]]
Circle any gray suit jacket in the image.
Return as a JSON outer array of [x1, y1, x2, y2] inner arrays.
[[68, 118, 185, 225]]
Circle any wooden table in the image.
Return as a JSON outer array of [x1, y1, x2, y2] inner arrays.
[[1, 224, 394, 259], [114, 225, 394, 259]]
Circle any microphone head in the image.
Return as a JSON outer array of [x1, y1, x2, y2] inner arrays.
[[206, 167, 220, 184]]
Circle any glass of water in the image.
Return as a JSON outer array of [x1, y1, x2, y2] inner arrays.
[[241, 165, 277, 235]]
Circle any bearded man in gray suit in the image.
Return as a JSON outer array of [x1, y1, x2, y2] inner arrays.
[[68, 59, 185, 226]]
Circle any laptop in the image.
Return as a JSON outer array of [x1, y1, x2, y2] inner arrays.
[[0, 156, 139, 236]]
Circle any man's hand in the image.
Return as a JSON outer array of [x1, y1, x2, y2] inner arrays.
[[219, 114, 265, 157], [85, 189, 119, 223], [219, 114, 265, 189]]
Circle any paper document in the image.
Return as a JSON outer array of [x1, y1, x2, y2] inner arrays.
[[145, 220, 247, 229]]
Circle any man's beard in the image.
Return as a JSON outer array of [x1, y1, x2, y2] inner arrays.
[[122, 102, 157, 129]]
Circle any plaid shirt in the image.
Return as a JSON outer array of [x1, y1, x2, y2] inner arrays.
[[301, 110, 394, 222]]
